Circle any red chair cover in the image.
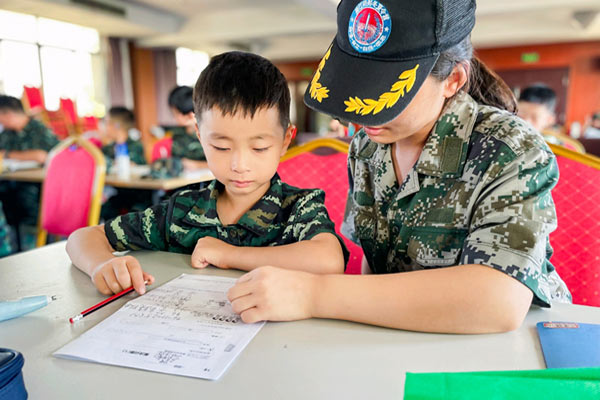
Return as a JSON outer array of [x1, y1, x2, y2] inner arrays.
[[40, 145, 96, 236], [278, 150, 363, 274], [550, 155, 600, 306]]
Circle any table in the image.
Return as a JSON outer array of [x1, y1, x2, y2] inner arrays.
[[1, 242, 599, 399], [0, 168, 214, 191]]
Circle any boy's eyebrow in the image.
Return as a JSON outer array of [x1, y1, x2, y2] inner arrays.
[[207, 132, 232, 140]]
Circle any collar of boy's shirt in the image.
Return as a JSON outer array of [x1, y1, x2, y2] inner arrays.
[[181, 173, 285, 236]]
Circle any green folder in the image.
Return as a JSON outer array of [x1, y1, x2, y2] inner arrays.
[[404, 368, 600, 400]]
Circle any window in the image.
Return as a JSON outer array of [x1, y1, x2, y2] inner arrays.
[[176, 47, 209, 87], [0, 9, 104, 116]]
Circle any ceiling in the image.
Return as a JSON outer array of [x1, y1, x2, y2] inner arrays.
[[1, 0, 600, 61]]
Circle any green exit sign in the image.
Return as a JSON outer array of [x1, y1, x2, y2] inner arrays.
[[300, 67, 314, 77], [521, 52, 540, 63]]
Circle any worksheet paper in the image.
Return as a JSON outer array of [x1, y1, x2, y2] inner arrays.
[[54, 274, 265, 380]]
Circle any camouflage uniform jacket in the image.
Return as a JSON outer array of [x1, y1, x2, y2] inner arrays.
[[105, 173, 349, 263], [170, 126, 206, 161], [102, 138, 147, 168], [0, 118, 58, 152], [341, 92, 571, 307]]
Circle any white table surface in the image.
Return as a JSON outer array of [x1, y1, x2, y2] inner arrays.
[[1, 242, 599, 399]]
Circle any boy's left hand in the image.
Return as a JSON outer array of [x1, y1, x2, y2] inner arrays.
[[191, 236, 234, 269]]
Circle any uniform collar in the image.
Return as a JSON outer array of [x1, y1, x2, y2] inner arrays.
[[415, 91, 478, 178], [181, 173, 284, 236]]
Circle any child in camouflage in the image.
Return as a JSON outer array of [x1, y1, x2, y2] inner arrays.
[[67, 51, 348, 296]]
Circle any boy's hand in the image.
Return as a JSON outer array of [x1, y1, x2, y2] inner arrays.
[[191, 237, 234, 269], [227, 266, 317, 323], [91, 255, 155, 295]]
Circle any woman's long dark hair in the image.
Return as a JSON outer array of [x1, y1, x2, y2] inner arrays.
[[430, 36, 517, 113]]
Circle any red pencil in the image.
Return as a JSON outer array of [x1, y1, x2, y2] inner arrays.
[[69, 281, 148, 323]]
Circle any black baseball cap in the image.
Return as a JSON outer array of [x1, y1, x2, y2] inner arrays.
[[304, 0, 476, 126]]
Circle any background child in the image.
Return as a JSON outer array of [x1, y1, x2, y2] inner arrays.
[[167, 85, 208, 171], [67, 51, 347, 295], [100, 106, 151, 220], [0, 95, 58, 252], [101, 106, 145, 167]]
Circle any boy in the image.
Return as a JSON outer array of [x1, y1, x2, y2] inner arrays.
[[101, 106, 146, 167], [67, 51, 347, 295], [100, 106, 150, 220], [517, 84, 557, 133], [0, 95, 58, 250], [167, 86, 208, 171]]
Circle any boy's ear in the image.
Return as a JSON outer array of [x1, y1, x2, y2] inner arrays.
[[281, 125, 296, 156], [194, 121, 201, 141]]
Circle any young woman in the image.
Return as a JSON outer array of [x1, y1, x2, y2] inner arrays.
[[227, 0, 571, 334]]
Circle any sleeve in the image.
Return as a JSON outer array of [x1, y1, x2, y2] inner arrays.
[[460, 147, 570, 306], [104, 200, 170, 252], [289, 189, 350, 265]]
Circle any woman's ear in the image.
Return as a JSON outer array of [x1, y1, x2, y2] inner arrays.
[[281, 124, 296, 156], [443, 63, 469, 99]]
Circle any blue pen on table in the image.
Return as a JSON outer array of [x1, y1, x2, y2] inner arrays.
[[0, 295, 57, 322]]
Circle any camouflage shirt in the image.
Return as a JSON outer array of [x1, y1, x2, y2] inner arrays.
[[0, 118, 58, 152], [170, 126, 206, 161], [341, 92, 571, 307], [105, 173, 349, 263], [101, 138, 147, 168]]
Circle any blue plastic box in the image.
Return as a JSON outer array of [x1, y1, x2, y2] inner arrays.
[[0, 349, 27, 399]]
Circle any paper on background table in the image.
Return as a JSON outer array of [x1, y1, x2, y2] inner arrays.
[[54, 274, 265, 380], [1, 159, 41, 171]]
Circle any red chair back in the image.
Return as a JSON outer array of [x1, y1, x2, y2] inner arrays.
[[151, 137, 173, 162], [278, 139, 363, 274], [59, 98, 78, 126], [82, 116, 99, 132], [549, 143, 600, 306], [38, 137, 106, 243], [45, 110, 71, 139], [23, 86, 44, 112]]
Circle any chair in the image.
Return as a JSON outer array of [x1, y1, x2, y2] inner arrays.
[[543, 130, 585, 153], [548, 143, 600, 307], [59, 97, 81, 134], [278, 138, 363, 274], [151, 137, 173, 162], [44, 110, 72, 139], [82, 115, 99, 132], [21, 86, 45, 114], [36, 136, 106, 246]]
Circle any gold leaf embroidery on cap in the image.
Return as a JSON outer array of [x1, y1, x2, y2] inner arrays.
[[344, 64, 419, 116], [309, 46, 331, 103]]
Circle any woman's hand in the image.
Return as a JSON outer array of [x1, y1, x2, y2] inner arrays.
[[227, 266, 318, 323]]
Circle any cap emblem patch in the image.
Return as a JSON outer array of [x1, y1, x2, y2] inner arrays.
[[344, 64, 419, 116], [348, 0, 392, 54]]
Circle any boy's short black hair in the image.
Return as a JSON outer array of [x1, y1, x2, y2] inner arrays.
[[193, 51, 290, 130], [168, 86, 194, 115], [519, 84, 557, 112], [0, 95, 25, 113], [108, 106, 135, 130]]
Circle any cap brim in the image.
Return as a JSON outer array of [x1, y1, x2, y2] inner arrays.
[[304, 38, 439, 126]]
